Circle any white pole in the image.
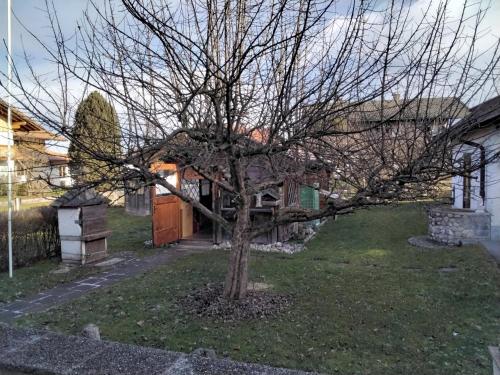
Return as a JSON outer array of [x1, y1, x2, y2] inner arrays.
[[7, 0, 14, 278]]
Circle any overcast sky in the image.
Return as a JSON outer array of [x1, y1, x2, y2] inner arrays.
[[1, 0, 500, 103], [0, 0, 88, 62]]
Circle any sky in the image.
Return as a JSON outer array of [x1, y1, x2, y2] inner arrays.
[[0, 0, 88, 67], [0, 0, 499, 114]]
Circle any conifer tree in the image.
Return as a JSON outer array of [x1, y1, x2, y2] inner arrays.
[[69, 91, 121, 187]]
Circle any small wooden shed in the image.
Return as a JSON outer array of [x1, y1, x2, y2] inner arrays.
[[125, 158, 330, 247], [52, 189, 111, 265]]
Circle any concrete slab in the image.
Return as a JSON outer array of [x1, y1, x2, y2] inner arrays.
[[481, 240, 500, 263]]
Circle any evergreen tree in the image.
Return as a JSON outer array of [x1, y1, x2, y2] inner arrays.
[[69, 91, 121, 187]]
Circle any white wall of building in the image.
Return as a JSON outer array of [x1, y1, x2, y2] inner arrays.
[[0, 117, 13, 179], [46, 164, 73, 188], [0, 117, 13, 147], [452, 127, 500, 240]]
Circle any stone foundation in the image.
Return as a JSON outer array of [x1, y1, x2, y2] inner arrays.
[[428, 206, 491, 245]]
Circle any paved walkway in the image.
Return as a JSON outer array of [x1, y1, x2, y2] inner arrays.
[[482, 240, 500, 263], [0, 245, 208, 323]]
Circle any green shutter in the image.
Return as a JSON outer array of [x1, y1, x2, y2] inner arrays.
[[300, 186, 319, 210], [300, 186, 320, 227]]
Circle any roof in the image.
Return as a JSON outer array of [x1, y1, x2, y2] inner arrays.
[[47, 151, 70, 165], [0, 99, 66, 141], [453, 95, 500, 131], [52, 188, 104, 208], [350, 96, 469, 122]]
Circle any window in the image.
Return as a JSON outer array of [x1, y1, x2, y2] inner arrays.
[[155, 170, 177, 196], [201, 179, 210, 196]]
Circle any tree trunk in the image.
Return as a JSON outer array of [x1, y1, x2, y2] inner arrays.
[[223, 203, 251, 300]]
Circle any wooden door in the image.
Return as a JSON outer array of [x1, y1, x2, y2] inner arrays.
[[152, 163, 181, 246]]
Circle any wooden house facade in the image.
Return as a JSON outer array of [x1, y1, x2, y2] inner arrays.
[[0, 99, 71, 190], [124, 160, 323, 247]]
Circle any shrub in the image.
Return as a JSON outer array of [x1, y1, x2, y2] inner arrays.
[[0, 206, 60, 271], [0, 177, 7, 196], [16, 183, 29, 197]]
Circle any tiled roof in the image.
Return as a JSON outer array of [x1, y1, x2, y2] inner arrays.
[[453, 95, 500, 129], [350, 97, 469, 122]]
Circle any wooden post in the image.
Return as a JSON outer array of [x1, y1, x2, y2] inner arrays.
[[212, 179, 222, 244]]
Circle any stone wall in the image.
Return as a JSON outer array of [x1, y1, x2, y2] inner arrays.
[[428, 206, 491, 245]]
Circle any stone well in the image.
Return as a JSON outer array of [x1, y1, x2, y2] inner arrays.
[[428, 206, 491, 245]]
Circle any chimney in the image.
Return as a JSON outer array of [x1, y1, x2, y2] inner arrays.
[[392, 92, 400, 103]]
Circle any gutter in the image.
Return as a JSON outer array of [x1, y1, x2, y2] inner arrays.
[[462, 140, 486, 205]]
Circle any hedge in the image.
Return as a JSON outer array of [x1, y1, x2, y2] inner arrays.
[[0, 206, 60, 271]]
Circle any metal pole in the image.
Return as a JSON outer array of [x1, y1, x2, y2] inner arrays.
[[7, 0, 14, 278]]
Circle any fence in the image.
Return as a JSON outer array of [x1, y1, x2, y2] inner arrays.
[[0, 206, 60, 271]]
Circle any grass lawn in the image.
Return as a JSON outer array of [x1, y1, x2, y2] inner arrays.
[[0, 259, 100, 304], [18, 204, 500, 374], [0, 200, 50, 212], [0, 207, 149, 303], [107, 207, 151, 254]]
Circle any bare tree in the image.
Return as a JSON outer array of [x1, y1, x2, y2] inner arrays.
[[3, 0, 500, 299]]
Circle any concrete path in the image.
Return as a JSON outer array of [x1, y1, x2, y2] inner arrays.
[[481, 240, 500, 263], [0, 244, 209, 323]]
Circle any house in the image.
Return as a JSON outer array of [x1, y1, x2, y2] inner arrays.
[[350, 95, 468, 132], [0, 99, 72, 191], [445, 95, 500, 242], [333, 96, 470, 197], [46, 151, 73, 188]]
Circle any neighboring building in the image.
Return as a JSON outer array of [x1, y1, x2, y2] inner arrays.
[[346, 95, 469, 164], [0, 99, 72, 190], [47, 152, 73, 188], [350, 95, 469, 133], [449, 95, 500, 241], [309, 95, 470, 199]]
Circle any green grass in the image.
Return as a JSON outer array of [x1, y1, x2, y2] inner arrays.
[[107, 207, 152, 254], [0, 201, 50, 212], [0, 207, 150, 302], [18, 204, 500, 374], [0, 259, 100, 304]]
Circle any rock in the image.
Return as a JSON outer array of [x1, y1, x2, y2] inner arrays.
[[50, 265, 72, 274], [82, 323, 101, 340], [95, 257, 124, 267], [192, 347, 217, 359], [214, 239, 305, 254]]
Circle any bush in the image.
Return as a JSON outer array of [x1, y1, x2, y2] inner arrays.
[[0, 206, 60, 271], [0, 177, 7, 196], [16, 183, 29, 196]]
